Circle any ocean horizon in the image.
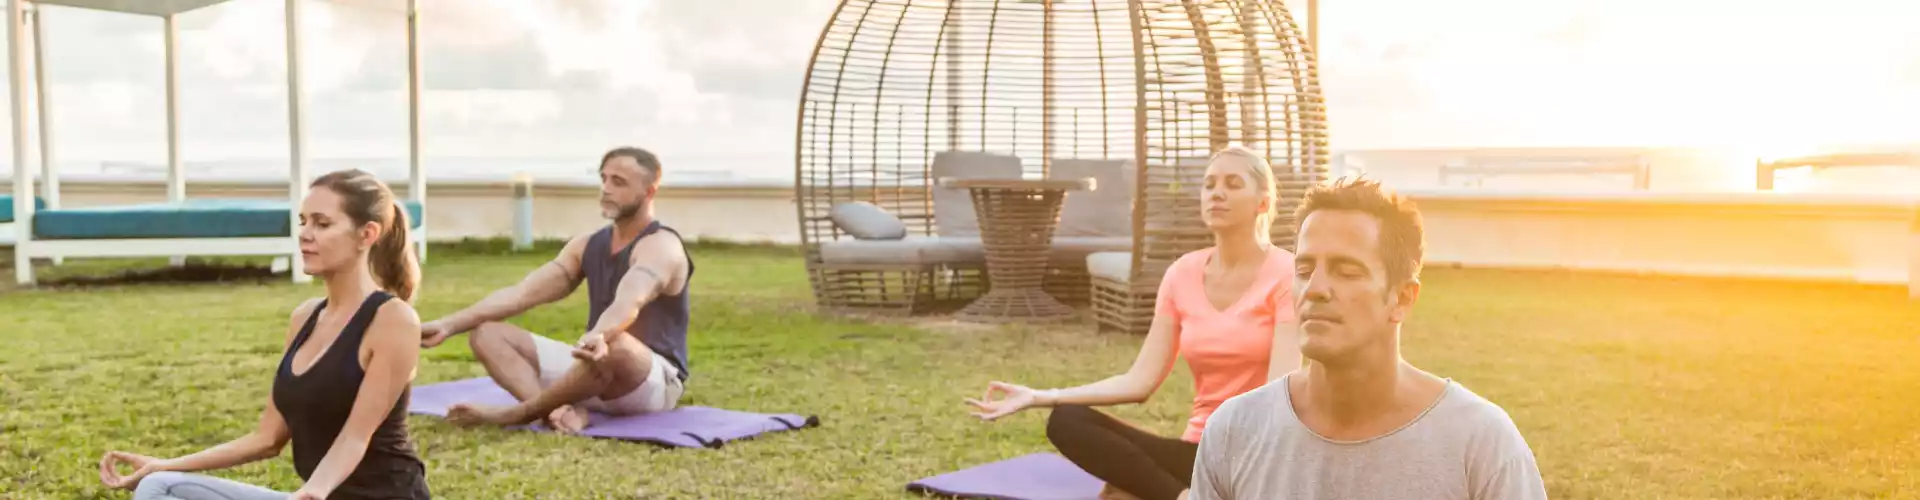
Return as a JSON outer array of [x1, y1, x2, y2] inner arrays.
[[3, 146, 1917, 195]]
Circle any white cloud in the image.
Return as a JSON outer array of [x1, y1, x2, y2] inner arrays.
[[0, 0, 1913, 179]]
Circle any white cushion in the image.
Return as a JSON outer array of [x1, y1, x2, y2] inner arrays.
[[818, 236, 985, 266], [829, 202, 908, 240], [1086, 251, 1133, 282], [1049, 158, 1135, 237], [931, 151, 1024, 237]]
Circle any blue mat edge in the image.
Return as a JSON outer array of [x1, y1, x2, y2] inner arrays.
[[27, 199, 424, 239], [904, 453, 1103, 500], [404, 377, 822, 450]]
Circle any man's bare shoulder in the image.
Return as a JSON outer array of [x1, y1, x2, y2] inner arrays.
[[625, 227, 690, 286], [613, 223, 683, 266], [548, 229, 604, 269], [637, 227, 689, 256], [562, 230, 601, 256]]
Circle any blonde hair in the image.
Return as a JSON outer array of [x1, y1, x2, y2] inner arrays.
[[1207, 144, 1279, 232]]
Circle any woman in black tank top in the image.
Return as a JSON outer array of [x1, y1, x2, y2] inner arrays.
[[99, 170, 432, 500]]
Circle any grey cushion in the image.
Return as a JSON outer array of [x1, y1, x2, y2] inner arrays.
[[1049, 159, 1135, 237], [818, 236, 985, 266], [816, 235, 1126, 268], [1049, 236, 1133, 264], [1086, 251, 1133, 282], [829, 202, 908, 240], [930, 151, 1024, 237]]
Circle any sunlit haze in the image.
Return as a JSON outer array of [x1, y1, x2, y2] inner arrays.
[[0, 0, 1914, 189]]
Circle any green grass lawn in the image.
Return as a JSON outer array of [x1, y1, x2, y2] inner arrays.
[[4, 240, 1920, 498]]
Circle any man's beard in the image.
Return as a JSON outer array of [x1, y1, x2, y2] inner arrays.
[[605, 198, 644, 221]]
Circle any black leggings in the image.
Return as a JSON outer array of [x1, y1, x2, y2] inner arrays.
[[1046, 404, 1199, 500]]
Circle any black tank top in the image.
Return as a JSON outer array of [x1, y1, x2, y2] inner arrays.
[[583, 221, 695, 381], [273, 291, 430, 500]]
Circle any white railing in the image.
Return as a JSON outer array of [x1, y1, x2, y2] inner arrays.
[[6, 177, 1916, 296], [1437, 155, 1651, 190]]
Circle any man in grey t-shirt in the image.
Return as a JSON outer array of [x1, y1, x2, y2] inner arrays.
[[1190, 177, 1548, 500]]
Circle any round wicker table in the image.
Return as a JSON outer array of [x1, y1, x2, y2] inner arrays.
[[938, 177, 1095, 323]]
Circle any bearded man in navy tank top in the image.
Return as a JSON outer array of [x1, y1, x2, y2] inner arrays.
[[419, 147, 697, 433]]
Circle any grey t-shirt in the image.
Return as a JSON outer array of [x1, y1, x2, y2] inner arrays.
[[1190, 376, 1548, 500]]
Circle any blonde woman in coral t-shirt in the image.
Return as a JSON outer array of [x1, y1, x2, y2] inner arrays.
[[969, 145, 1303, 500]]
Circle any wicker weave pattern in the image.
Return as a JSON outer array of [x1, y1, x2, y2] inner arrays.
[[1090, 274, 1155, 332], [1044, 268, 1092, 305], [954, 184, 1079, 321], [795, 0, 1328, 318]]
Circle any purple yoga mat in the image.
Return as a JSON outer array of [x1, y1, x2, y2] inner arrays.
[[907, 453, 1104, 500], [407, 377, 819, 449]]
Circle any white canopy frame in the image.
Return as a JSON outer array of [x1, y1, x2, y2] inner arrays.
[[7, 0, 426, 285]]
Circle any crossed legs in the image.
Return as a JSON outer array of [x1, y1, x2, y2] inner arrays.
[[1047, 405, 1198, 500], [445, 322, 658, 433], [132, 472, 286, 500]]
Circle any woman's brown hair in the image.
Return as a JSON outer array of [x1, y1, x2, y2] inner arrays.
[[311, 169, 419, 302]]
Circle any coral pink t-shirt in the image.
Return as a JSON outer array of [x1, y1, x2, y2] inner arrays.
[[1157, 246, 1297, 443]]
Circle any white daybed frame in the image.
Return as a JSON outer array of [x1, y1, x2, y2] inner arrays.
[[8, 0, 428, 285]]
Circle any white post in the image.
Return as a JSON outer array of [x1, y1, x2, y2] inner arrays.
[[511, 173, 532, 250], [10, 0, 33, 285], [165, 13, 185, 266], [164, 15, 181, 204], [29, 4, 51, 212], [406, 0, 425, 262], [285, 0, 309, 283], [29, 3, 55, 266]]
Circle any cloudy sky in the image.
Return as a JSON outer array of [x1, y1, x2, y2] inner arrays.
[[1, 0, 1915, 177]]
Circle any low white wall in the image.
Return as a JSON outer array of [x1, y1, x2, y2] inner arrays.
[[1405, 189, 1919, 289], [7, 178, 1917, 295]]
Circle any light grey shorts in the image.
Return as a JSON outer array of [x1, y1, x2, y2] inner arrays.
[[531, 334, 684, 415]]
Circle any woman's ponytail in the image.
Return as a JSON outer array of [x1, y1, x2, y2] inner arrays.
[[370, 201, 419, 303]]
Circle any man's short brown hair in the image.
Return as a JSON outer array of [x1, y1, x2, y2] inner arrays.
[[1293, 176, 1426, 285], [601, 146, 663, 186]]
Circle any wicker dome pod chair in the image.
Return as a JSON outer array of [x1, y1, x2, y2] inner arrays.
[[795, 0, 1329, 320]]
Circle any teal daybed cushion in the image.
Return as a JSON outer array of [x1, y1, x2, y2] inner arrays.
[[0, 195, 46, 223], [33, 199, 424, 240]]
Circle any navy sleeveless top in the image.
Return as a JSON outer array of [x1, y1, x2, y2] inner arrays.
[[583, 221, 695, 381], [273, 291, 430, 500]]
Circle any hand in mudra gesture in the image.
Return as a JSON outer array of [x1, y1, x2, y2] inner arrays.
[[419, 319, 460, 348], [573, 332, 609, 362], [98, 451, 169, 490], [966, 381, 1045, 421]]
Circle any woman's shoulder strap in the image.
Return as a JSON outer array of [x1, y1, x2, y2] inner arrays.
[[343, 291, 398, 337]]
